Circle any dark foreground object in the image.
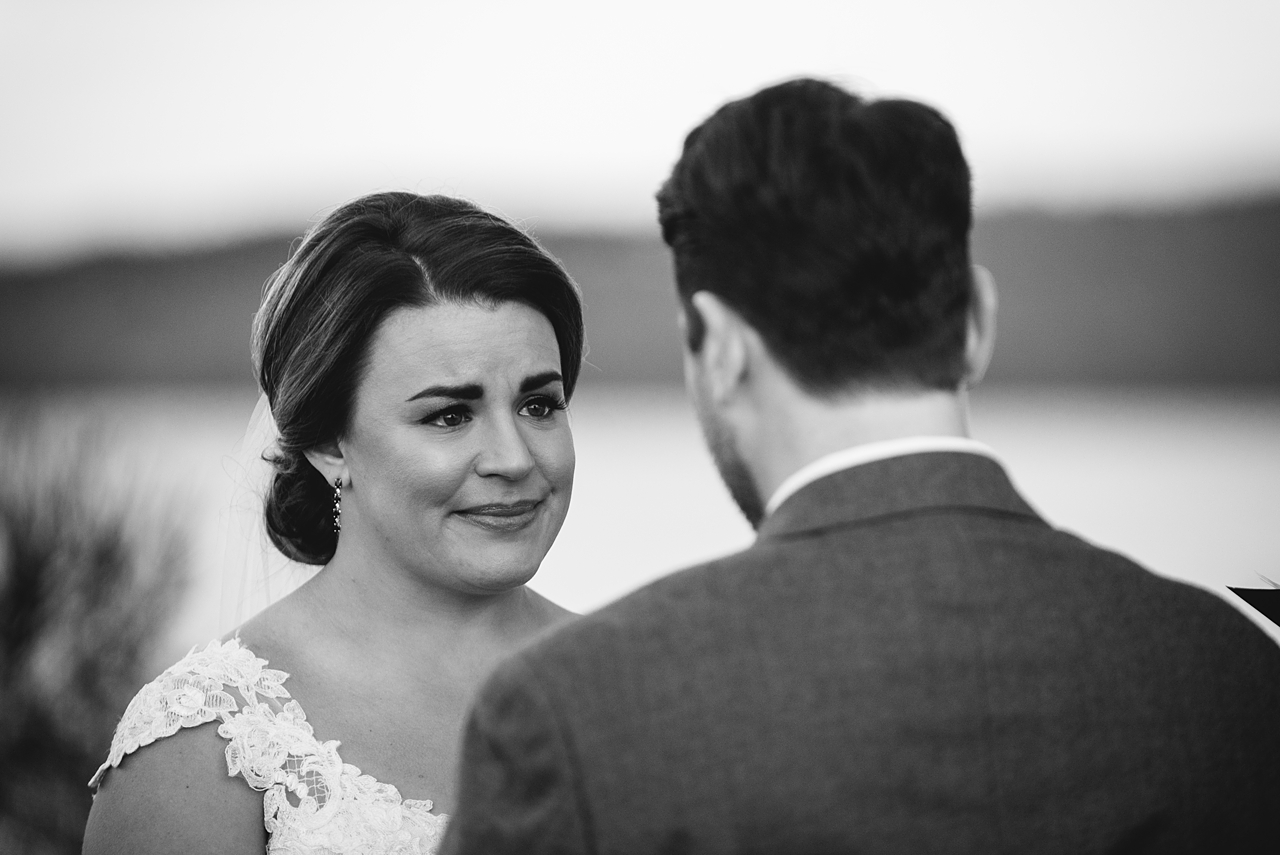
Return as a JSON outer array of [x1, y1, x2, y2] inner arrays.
[[1229, 587, 1280, 628]]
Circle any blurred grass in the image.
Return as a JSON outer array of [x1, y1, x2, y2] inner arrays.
[[0, 401, 190, 854]]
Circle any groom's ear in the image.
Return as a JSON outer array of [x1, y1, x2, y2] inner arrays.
[[676, 298, 706, 353], [303, 439, 348, 487], [963, 265, 998, 387], [689, 291, 750, 403]]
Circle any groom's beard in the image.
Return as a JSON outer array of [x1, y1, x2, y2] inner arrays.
[[697, 405, 766, 530]]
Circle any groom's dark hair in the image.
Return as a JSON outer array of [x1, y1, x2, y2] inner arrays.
[[657, 78, 974, 394]]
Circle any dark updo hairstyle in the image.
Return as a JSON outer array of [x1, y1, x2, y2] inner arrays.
[[252, 192, 585, 565]]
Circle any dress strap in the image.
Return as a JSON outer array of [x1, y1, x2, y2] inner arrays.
[[89, 638, 290, 789]]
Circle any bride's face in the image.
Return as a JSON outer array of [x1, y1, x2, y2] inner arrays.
[[337, 300, 574, 595]]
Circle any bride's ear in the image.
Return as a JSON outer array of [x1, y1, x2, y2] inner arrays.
[[303, 440, 348, 486]]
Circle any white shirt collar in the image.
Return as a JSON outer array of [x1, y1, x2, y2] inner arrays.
[[764, 436, 1000, 517]]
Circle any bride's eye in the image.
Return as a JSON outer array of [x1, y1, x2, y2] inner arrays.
[[520, 395, 567, 420], [423, 405, 471, 428]]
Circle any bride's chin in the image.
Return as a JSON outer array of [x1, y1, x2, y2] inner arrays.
[[450, 560, 540, 593], [449, 548, 548, 594]]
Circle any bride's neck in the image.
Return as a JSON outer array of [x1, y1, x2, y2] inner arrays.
[[288, 550, 563, 669]]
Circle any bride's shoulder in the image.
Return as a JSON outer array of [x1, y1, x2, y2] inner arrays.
[[84, 638, 288, 854], [83, 706, 267, 854]]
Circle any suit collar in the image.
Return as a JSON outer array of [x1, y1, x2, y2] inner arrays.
[[757, 451, 1041, 540], [765, 437, 999, 516]]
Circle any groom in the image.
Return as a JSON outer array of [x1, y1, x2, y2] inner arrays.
[[442, 79, 1280, 851]]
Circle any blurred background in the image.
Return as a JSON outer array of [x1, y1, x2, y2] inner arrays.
[[2, 1, 1279, 849]]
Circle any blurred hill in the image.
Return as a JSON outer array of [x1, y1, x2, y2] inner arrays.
[[2, 196, 1278, 386]]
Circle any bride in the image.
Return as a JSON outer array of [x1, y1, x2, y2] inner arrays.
[[83, 192, 585, 854]]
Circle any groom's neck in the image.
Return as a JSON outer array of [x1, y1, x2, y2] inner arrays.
[[742, 384, 974, 506]]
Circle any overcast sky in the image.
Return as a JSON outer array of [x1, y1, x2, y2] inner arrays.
[[3, 0, 1279, 262]]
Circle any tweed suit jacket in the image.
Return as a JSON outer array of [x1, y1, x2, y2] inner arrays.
[[442, 452, 1280, 854]]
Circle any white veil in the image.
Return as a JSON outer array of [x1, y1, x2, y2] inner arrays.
[[217, 393, 320, 634]]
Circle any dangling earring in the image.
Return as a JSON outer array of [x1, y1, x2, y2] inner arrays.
[[332, 478, 343, 536]]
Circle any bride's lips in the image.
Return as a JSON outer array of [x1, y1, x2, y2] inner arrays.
[[453, 499, 544, 533]]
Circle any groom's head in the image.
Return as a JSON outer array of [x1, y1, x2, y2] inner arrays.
[[658, 77, 974, 392], [657, 78, 985, 524]]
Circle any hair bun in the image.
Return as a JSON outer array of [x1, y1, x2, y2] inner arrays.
[[263, 452, 336, 565]]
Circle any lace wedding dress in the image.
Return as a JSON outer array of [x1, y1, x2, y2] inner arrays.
[[90, 638, 449, 853]]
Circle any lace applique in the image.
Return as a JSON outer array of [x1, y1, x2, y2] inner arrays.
[[91, 638, 448, 854], [89, 637, 288, 784]]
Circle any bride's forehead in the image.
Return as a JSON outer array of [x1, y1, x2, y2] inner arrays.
[[362, 301, 559, 380], [376, 301, 552, 345]]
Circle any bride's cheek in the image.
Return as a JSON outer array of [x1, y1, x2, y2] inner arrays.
[[536, 424, 575, 487], [409, 448, 474, 516]]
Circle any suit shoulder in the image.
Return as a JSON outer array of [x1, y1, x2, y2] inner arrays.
[[1043, 527, 1280, 656], [510, 549, 759, 678]]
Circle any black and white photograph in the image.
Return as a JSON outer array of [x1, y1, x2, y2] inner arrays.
[[2, 2, 1278, 852]]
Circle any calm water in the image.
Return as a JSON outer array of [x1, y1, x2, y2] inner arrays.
[[8, 383, 1279, 660]]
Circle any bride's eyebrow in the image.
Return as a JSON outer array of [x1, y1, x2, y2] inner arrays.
[[406, 383, 483, 403], [406, 371, 562, 403], [520, 371, 563, 393]]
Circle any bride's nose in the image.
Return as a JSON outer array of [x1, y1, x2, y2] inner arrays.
[[474, 414, 536, 480]]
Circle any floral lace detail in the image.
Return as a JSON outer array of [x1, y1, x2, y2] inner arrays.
[[91, 638, 447, 854]]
